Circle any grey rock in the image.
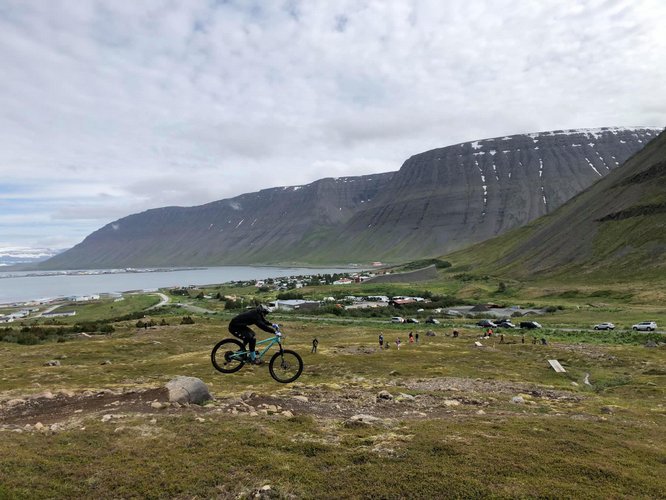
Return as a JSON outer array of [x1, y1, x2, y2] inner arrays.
[[347, 414, 382, 426], [377, 390, 393, 400], [165, 376, 212, 405]]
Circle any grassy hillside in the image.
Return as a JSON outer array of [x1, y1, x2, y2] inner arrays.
[[1, 312, 664, 498]]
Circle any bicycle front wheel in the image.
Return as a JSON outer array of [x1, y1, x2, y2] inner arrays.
[[269, 349, 303, 383], [211, 338, 245, 373]]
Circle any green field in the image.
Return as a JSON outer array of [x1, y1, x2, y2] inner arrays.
[[1, 284, 665, 499]]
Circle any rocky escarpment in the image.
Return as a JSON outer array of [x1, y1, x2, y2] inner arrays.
[[44, 173, 394, 268], [321, 127, 662, 261], [43, 127, 662, 269]]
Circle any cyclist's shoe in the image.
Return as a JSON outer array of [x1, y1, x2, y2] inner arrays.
[[249, 358, 264, 366]]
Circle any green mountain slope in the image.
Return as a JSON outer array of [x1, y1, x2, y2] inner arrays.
[[447, 129, 666, 281]]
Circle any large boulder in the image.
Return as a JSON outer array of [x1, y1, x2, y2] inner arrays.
[[165, 376, 212, 405]]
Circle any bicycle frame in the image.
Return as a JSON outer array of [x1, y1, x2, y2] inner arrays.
[[230, 332, 284, 361]]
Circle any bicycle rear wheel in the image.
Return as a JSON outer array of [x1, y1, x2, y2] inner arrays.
[[211, 338, 245, 373], [269, 349, 303, 383]]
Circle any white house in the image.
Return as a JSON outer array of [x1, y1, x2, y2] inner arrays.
[[273, 299, 320, 311]]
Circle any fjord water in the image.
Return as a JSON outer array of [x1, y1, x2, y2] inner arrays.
[[0, 266, 353, 304]]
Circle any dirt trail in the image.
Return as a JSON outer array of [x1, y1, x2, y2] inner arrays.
[[0, 376, 587, 431]]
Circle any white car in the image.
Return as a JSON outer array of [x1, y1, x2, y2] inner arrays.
[[632, 321, 657, 331], [594, 322, 615, 330], [391, 316, 405, 324]]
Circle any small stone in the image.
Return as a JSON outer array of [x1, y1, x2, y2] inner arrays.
[[34, 422, 45, 430], [511, 396, 525, 404], [150, 402, 163, 409], [281, 410, 294, 417], [443, 400, 460, 407], [476, 409, 486, 415], [600, 406, 614, 414], [377, 390, 393, 401], [348, 414, 382, 425], [292, 395, 309, 403]]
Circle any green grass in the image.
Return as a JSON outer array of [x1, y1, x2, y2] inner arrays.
[[1, 277, 665, 498], [1, 313, 665, 498]]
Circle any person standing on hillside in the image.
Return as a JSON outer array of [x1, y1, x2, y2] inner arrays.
[[228, 304, 276, 365], [311, 337, 319, 353], [379, 333, 384, 349]]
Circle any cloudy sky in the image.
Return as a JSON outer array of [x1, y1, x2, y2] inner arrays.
[[1, 0, 665, 252]]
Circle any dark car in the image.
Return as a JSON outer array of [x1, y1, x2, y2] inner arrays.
[[406, 318, 420, 324], [497, 320, 516, 328], [477, 319, 497, 328], [425, 317, 440, 324], [520, 321, 542, 329]]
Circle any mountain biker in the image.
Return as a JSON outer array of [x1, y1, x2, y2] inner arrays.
[[228, 304, 276, 365]]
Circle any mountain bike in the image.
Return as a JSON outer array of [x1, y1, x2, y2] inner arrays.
[[211, 326, 303, 383]]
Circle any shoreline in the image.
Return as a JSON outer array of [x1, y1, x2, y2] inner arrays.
[[0, 265, 367, 307]]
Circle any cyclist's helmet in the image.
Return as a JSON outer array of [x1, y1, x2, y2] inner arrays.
[[257, 304, 271, 315]]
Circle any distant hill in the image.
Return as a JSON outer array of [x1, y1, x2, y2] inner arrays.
[[42, 127, 662, 270], [0, 247, 64, 268], [446, 128, 666, 280]]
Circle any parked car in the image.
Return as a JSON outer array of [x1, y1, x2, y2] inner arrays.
[[406, 318, 420, 324], [425, 317, 440, 324], [497, 320, 516, 328], [477, 319, 497, 328], [594, 322, 615, 330], [391, 316, 405, 324], [632, 321, 657, 331], [520, 321, 542, 329]]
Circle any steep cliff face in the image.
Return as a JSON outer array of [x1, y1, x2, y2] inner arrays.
[[323, 127, 661, 261], [43, 127, 662, 269], [446, 128, 666, 279], [44, 173, 394, 268]]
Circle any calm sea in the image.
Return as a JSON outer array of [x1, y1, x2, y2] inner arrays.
[[0, 266, 354, 304]]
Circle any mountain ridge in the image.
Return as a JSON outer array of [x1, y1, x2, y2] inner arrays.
[[42, 126, 663, 269], [445, 128, 666, 280]]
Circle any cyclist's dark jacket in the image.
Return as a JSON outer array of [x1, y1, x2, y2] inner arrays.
[[229, 309, 275, 334]]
